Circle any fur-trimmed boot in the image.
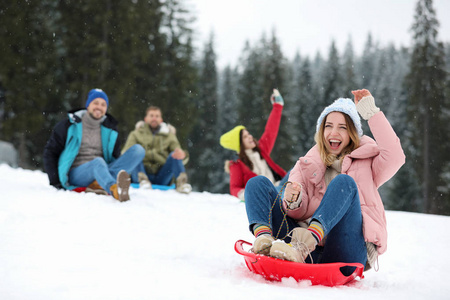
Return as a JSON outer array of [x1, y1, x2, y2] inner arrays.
[[138, 172, 152, 189], [176, 172, 192, 194]]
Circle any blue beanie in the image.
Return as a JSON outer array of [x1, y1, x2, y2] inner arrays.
[[85, 88, 109, 108], [316, 98, 363, 137]]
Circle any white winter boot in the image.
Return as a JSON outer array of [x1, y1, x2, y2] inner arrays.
[[252, 235, 275, 255], [176, 172, 192, 194], [138, 172, 152, 189], [270, 228, 317, 263]]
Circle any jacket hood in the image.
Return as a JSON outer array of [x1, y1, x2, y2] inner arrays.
[[347, 136, 379, 159], [134, 121, 175, 135]]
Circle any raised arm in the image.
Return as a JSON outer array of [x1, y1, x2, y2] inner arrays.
[[353, 89, 406, 187], [258, 89, 284, 154]]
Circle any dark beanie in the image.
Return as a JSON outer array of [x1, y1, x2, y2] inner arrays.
[[85, 89, 109, 108]]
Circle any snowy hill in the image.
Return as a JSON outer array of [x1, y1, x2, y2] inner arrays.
[[1, 164, 449, 300]]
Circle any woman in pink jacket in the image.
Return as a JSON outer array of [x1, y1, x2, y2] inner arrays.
[[244, 89, 405, 274]]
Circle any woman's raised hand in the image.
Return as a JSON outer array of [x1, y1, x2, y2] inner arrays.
[[351, 89, 372, 105], [270, 89, 284, 106]]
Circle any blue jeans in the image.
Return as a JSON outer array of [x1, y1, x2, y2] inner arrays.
[[245, 174, 367, 270], [69, 144, 145, 191], [130, 152, 185, 186]]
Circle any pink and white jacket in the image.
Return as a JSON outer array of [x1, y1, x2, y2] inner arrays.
[[286, 111, 405, 255]]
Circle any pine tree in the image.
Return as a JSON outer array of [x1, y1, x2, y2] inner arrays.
[[0, 0, 60, 168], [156, 0, 197, 144], [374, 45, 420, 212], [311, 52, 325, 86], [261, 30, 291, 170], [218, 66, 239, 134], [321, 40, 344, 106], [290, 55, 317, 159], [405, 0, 449, 214], [358, 33, 377, 89], [355, 34, 383, 136], [341, 38, 358, 99], [215, 65, 240, 193], [188, 33, 219, 192], [55, 1, 114, 107], [285, 53, 302, 161], [445, 43, 450, 74], [237, 41, 265, 133], [0, 0, 197, 170], [373, 45, 409, 126], [104, 0, 167, 139], [437, 44, 450, 212], [260, 30, 286, 113], [53, 0, 196, 144]]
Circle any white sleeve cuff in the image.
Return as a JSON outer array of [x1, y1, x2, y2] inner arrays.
[[356, 96, 380, 120]]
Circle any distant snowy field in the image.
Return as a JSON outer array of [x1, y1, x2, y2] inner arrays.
[[1, 164, 449, 299]]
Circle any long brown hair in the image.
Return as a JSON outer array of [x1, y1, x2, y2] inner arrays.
[[238, 129, 261, 170], [314, 112, 360, 166]]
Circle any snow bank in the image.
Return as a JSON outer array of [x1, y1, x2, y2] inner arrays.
[[0, 164, 448, 299]]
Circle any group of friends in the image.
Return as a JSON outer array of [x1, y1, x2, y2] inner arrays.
[[43, 88, 192, 203], [44, 87, 405, 273]]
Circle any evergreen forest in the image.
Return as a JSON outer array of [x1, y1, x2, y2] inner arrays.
[[1, 0, 449, 215]]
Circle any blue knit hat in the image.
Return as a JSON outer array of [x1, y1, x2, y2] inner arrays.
[[85, 88, 109, 108], [316, 98, 363, 137]]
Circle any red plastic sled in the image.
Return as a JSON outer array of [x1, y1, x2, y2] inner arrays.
[[235, 240, 364, 286]]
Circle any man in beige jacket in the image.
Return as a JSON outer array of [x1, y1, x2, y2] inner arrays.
[[122, 106, 191, 193]]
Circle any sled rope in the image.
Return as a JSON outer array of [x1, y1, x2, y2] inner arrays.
[[261, 181, 315, 263], [268, 181, 291, 240]]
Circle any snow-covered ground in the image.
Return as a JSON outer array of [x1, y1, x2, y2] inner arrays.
[[1, 164, 449, 299]]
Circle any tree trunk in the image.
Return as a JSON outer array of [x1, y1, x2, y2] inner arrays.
[[423, 97, 430, 213]]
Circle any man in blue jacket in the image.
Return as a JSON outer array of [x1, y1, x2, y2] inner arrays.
[[43, 88, 145, 201]]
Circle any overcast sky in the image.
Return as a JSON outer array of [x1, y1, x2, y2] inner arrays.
[[189, 0, 450, 68]]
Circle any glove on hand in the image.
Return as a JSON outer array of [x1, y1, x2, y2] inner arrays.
[[270, 89, 284, 106], [352, 89, 379, 120], [283, 181, 302, 210], [356, 95, 380, 120]]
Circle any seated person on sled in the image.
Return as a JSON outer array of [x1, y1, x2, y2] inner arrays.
[[43, 89, 145, 202], [245, 89, 405, 274], [122, 105, 192, 194], [220, 89, 289, 202]]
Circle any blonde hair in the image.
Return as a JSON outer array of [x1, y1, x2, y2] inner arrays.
[[314, 112, 360, 166]]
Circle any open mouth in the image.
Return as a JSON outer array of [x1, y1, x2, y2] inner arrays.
[[329, 139, 341, 150]]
